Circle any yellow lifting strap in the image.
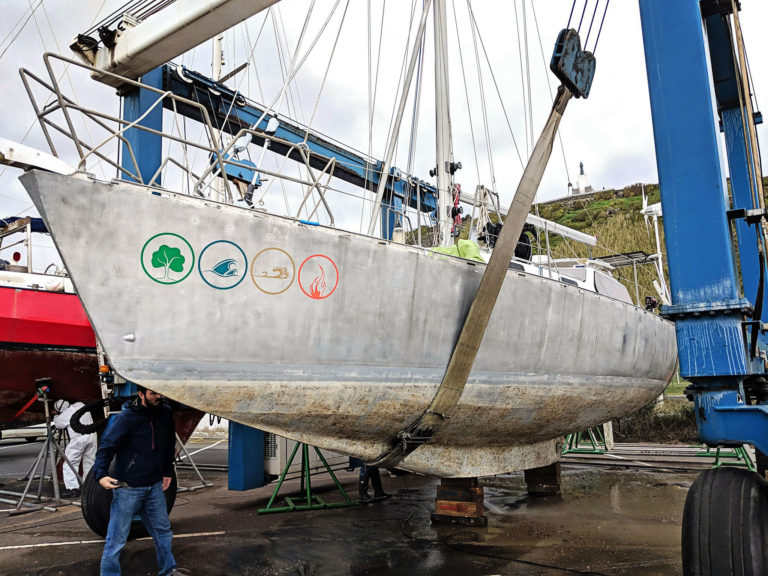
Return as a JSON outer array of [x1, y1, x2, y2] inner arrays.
[[372, 86, 573, 469]]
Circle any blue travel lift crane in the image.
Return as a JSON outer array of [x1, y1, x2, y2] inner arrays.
[[638, 1, 768, 573]]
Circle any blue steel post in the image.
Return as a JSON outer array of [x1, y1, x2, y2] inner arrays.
[[228, 422, 266, 490], [639, 0, 748, 380], [703, 8, 768, 354], [639, 0, 768, 454], [114, 68, 164, 400], [121, 67, 163, 185]]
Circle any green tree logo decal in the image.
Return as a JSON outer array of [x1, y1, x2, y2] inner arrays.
[[141, 233, 194, 285], [151, 244, 186, 279]]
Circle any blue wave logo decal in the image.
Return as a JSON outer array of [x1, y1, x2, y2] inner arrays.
[[209, 258, 240, 278], [198, 241, 247, 290]]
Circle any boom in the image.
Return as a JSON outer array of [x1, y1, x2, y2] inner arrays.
[[70, 0, 279, 88]]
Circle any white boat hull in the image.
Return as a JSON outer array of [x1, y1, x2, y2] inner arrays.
[[22, 170, 678, 476]]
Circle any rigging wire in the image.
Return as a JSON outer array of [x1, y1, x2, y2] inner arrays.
[[465, 2, 524, 169], [83, 0, 162, 36], [359, 0, 388, 234], [583, 0, 600, 50], [522, 1, 534, 152], [405, 1, 428, 245], [566, 1, 577, 30], [32, 0, 109, 180], [452, 1, 483, 187], [303, 0, 347, 138], [530, 2, 572, 192], [300, 0, 349, 224], [0, 0, 111, 211], [467, 2, 499, 197], [0, 0, 44, 60], [512, 1, 528, 155], [381, 0, 420, 186], [566, 0, 610, 54], [591, 0, 610, 55], [133, 0, 175, 21], [577, 1, 589, 33]]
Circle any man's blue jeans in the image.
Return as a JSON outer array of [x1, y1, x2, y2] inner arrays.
[[100, 481, 176, 576]]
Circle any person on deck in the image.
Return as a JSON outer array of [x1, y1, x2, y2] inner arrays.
[[92, 385, 178, 576], [52, 399, 97, 499]]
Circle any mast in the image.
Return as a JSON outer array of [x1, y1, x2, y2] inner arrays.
[[433, 0, 454, 247], [367, 0, 433, 237]]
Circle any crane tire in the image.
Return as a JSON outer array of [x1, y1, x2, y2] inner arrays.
[[756, 448, 768, 481], [682, 467, 768, 576]]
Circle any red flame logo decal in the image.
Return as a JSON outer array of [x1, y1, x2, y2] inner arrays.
[[299, 255, 338, 300], [309, 265, 326, 298]]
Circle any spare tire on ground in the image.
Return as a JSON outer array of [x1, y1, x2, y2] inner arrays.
[[81, 467, 178, 537]]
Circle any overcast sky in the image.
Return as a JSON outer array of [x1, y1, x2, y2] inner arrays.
[[1, 0, 768, 266]]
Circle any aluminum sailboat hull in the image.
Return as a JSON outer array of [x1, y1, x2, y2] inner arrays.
[[22, 170, 677, 476]]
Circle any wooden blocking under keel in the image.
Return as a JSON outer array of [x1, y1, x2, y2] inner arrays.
[[431, 477, 487, 527], [524, 462, 562, 496]]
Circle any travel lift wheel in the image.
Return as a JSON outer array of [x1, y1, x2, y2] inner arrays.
[[81, 468, 178, 537], [682, 467, 768, 576]]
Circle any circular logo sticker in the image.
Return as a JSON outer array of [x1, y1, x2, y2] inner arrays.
[[141, 233, 195, 285], [198, 240, 248, 290], [298, 254, 339, 300], [250, 247, 295, 295]]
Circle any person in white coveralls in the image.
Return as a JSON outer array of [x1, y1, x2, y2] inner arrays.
[[53, 398, 98, 498]]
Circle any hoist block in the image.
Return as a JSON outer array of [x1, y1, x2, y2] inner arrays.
[[550, 28, 596, 98]]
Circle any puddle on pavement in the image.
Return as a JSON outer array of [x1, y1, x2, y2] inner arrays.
[[448, 468, 694, 575]]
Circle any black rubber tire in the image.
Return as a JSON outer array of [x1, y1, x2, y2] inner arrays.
[[682, 467, 768, 576], [81, 468, 178, 537], [81, 468, 112, 537], [756, 448, 768, 481], [69, 400, 109, 435]]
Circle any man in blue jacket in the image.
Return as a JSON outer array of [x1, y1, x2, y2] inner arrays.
[[92, 385, 177, 576]]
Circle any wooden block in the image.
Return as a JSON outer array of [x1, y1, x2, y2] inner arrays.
[[436, 486, 483, 502], [439, 477, 480, 488], [435, 499, 484, 517]]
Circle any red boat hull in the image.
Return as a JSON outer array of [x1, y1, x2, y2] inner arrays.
[[1, 285, 99, 425], [0, 285, 96, 349]]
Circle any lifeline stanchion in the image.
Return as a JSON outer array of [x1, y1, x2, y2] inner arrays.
[[258, 443, 357, 514], [11, 381, 82, 515]]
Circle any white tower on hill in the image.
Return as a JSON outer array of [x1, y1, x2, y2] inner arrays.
[[573, 162, 594, 195]]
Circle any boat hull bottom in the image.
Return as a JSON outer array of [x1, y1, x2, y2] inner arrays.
[[144, 375, 664, 477]]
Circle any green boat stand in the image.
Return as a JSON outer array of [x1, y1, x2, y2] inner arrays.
[[561, 426, 609, 455], [694, 445, 756, 472], [258, 442, 358, 514]]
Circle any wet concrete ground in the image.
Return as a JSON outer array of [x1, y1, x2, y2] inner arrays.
[[0, 440, 694, 575]]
